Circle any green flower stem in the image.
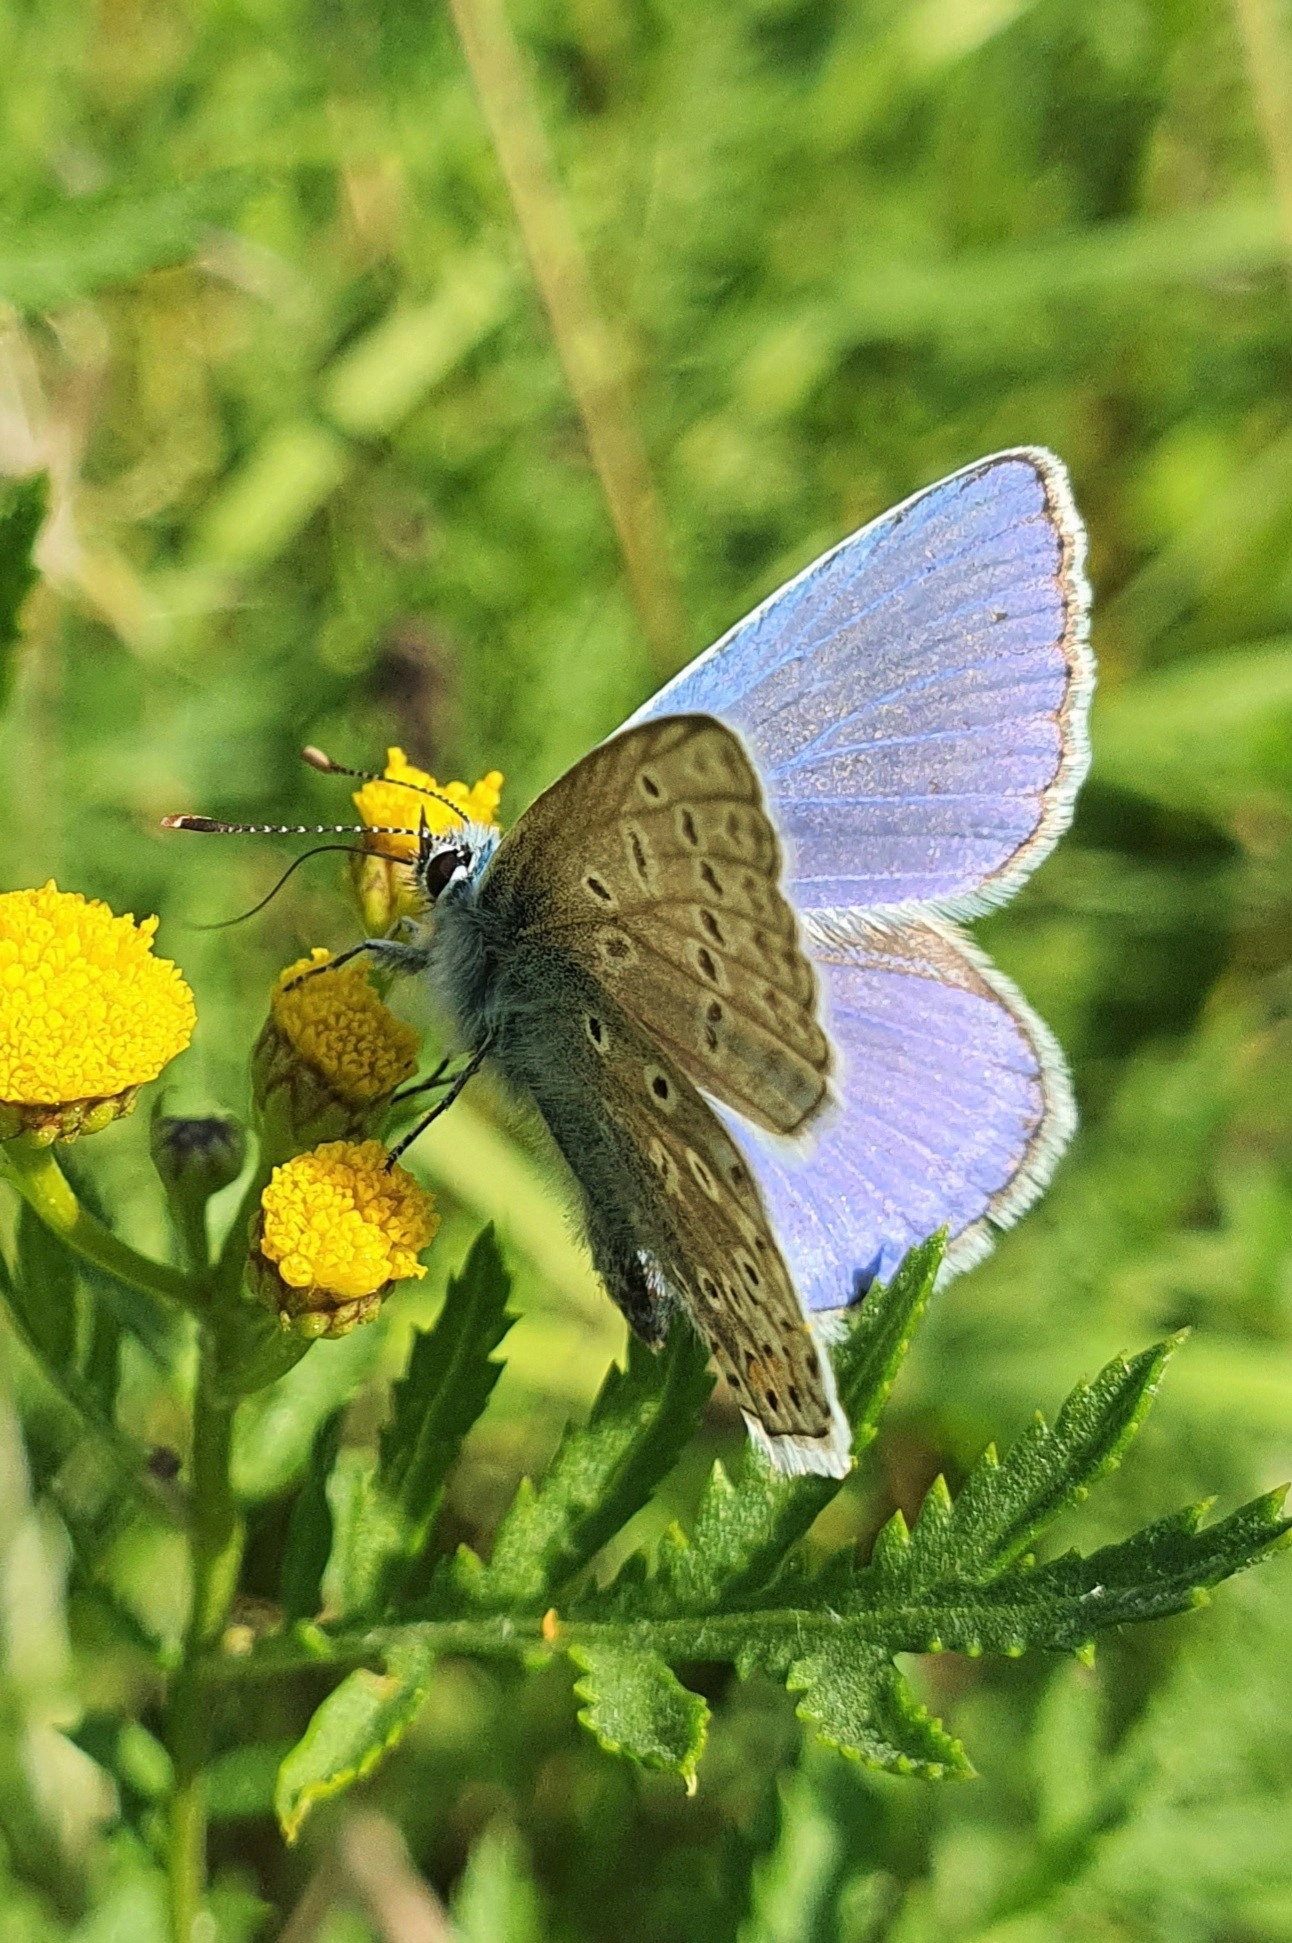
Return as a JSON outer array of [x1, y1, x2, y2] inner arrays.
[[167, 1325, 245, 1943], [0, 1140, 201, 1313]]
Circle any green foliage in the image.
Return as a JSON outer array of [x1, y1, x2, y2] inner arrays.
[[571, 1644, 709, 1787], [275, 1635, 438, 1844], [446, 1318, 715, 1611], [377, 1227, 514, 1578], [0, 472, 45, 711], [306, 1227, 515, 1620], [0, 177, 250, 313], [278, 1409, 342, 1624], [1, 0, 1292, 1936], [265, 1241, 1286, 1837], [452, 1819, 543, 1943]]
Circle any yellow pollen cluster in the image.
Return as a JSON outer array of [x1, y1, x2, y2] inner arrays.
[[259, 1140, 438, 1300], [271, 951, 419, 1105], [0, 883, 195, 1106], [354, 748, 503, 862]]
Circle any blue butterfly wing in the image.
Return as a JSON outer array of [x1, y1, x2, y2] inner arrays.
[[631, 448, 1092, 919], [719, 914, 1074, 1311], [621, 447, 1090, 1299]]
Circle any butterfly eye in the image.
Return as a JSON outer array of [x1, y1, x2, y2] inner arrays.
[[421, 845, 469, 901]]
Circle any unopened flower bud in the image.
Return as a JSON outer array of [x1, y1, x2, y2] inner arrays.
[[151, 1112, 246, 1200]]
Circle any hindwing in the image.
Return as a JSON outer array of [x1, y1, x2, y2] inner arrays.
[[498, 950, 847, 1470]]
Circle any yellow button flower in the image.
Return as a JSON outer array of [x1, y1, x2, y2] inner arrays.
[[0, 883, 195, 1143], [353, 748, 503, 863], [254, 1139, 439, 1338], [351, 749, 503, 932], [252, 949, 420, 1150]]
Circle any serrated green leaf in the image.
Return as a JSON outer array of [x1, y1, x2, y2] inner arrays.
[[379, 1226, 514, 1539], [299, 1350, 1291, 1792], [898, 1338, 1182, 1589], [835, 1231, 946, 1441], [279, 1410, 343, 1623], [274, 1635, 437, 1842], [657, 1236, 944, 1610], [279, 1231, 516, 1622], [999, 1488, 1292, 1641], [454, 1318, 714, 1609], [570, 1642, 709, 1785], [787, 1642, 970, 1778], [0, 175, 251, 312], [0, 472, 45, 710]]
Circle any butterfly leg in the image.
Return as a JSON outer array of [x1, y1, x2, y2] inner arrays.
[[390, 1053, 455, 1106], [283, 935, 432, 991], [385, 1034, 494, 1166]]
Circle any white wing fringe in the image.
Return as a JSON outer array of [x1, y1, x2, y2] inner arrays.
[[742, 1318, 853, 1479]]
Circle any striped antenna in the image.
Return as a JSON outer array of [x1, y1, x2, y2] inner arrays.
[[161, 815, 421, 838], [301, 745, 469, 825]]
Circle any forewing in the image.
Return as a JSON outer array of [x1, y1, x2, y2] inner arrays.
[[490, 714, 830, 1136], [720, 912, 1075, 1312], [507, 960, 849, 1475], [629, 448, 1092, 920]]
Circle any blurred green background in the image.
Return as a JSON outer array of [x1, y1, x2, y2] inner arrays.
[[2, 0, 1292, 1937]]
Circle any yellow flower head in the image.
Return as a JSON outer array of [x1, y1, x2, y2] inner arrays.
[[271, 951, 419, 1107], [353, 748, 503, 864], [252, 949, 420, 1150], [0, 883, 195, 1142], [256, 1138, 439, 1337]]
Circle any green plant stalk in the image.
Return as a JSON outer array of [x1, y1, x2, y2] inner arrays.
[[166, 1324, 245, 1943], [165, 1175, 248, 1943], [0, 1139, 199, 1312]]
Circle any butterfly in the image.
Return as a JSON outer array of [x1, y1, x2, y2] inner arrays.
[[168, 448, 1093, 1479]]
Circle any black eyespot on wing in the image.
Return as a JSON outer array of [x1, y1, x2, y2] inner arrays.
[[699, 860, 724, 897], [584, 874, 614, 903], [697, 946, 718, 982], [585, 1015, 606, 1048], [651, 1072, 670, 1101], [629, 830, 649, 879], [700, 908, 724, 944], [640, 771, 662, 800], [679, 807, 698, 847]]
